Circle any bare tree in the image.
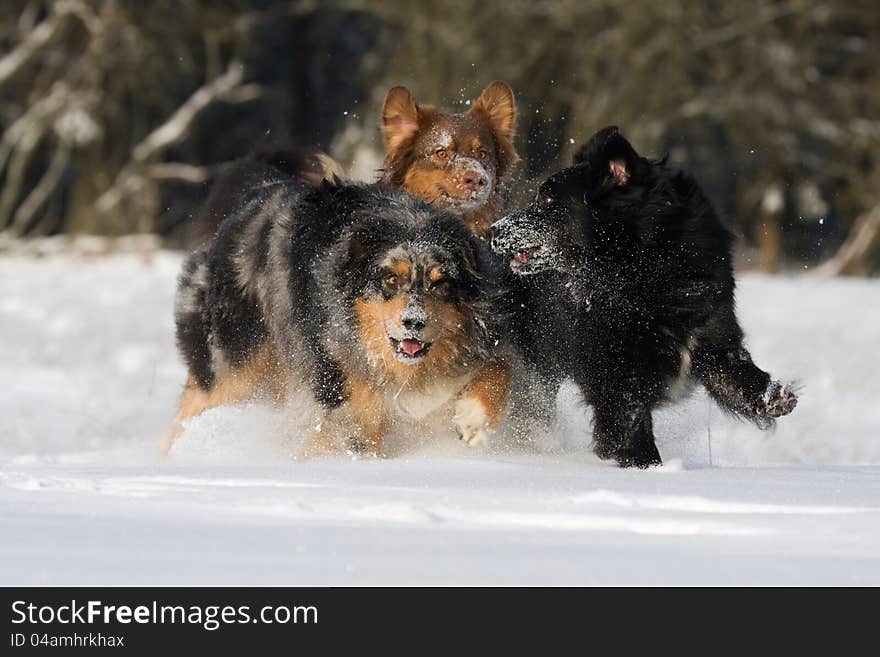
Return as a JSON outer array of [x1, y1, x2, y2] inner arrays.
[[0, 0, 877, 273]]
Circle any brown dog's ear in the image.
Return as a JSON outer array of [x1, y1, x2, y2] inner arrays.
[[381, 86, 421, 151], [469, 81, 516, 140]]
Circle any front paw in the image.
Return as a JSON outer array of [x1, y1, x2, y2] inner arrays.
[[615, 442, 663, 469], [345, 436, 383, 458], [295, 430, 334, 462], [592, 439, 619, 461], [453, 396, 491, 447], [756, 381, 798, 419]]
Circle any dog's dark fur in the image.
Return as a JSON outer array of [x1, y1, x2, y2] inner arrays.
[[191, 145, 344, 247], [490, 126, 798, 467], [165, 157, 510, 456]]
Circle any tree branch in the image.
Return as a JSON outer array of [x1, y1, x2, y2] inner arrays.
[[815, 204, 880, 277], [130, 60, 244, 164], [9, 143, 70, 237], [0, 122, 43, 229], [96, 60, 247, 216], [144, 162, 214, 184], [0, 0, 97, 87]]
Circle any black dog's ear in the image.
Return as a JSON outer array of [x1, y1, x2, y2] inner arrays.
[[572, 126, 640, 189]]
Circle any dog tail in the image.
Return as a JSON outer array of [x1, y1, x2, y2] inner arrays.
[[174, 250, 215, 391], [251, 145, 345, 186]]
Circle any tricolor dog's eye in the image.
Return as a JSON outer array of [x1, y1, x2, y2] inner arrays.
[[382, 274, 400, 293], [477, 150, 488, 162], [434, 148, 448, 159]]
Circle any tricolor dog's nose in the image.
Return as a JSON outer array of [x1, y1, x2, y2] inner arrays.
[[402, 316, 425, 332], [462, 170, 487, 191]]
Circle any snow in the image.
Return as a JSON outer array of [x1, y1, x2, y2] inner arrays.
[[1, 252, 879, 585]]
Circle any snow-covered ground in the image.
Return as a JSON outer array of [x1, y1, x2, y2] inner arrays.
[[1, 252, 879, 585]]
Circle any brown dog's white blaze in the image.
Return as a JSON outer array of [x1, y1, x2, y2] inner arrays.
[[380, 81, 519, 236]]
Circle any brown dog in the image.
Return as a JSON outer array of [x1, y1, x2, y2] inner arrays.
[[380, 81, 519, 236]]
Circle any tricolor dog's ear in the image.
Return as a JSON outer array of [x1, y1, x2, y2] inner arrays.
[[342, 223, 378, 268], [573, 126, 640, 189], [319, 176, 342, 192], [381, 86, 421, 151], [331, 223, 378, 295], [469, 81, 517, 141]]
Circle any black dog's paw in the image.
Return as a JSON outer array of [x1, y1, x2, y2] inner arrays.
[[592, 440, 619, 462], [599, 441, 662, 469], [615, 444, 663, 469], [756, 381, 798, 420]]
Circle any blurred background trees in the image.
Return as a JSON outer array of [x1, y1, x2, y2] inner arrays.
[[1, 0, 878, 273]]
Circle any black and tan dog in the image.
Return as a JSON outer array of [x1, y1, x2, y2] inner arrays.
[[163, 158, 509, 458], [490, 126, 798, 467]]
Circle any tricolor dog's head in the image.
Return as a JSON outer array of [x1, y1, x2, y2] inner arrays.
[[325, 187, 492, 382], [489, 126, 644, 275], [380, 81, 519, 236]]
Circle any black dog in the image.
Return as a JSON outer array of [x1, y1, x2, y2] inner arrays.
[[490, 126, 797, 467]]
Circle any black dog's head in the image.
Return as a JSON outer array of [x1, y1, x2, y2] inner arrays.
[[489, 126, 644, 275]]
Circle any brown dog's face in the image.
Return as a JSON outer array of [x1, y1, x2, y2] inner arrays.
[[381, 82, 518, 235], [353, 246, 472, 382]]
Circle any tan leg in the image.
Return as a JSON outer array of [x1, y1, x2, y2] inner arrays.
[[452, 360, 511, 446], [161, 343, 286, 455], [295, 410, 340, 461], [294, 373, 388, 461], [347, 374, 389, 457]]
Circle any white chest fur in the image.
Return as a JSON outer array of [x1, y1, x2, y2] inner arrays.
[[384, 373, 472, 423]]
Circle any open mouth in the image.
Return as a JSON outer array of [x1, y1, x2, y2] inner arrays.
[[389, 337, 431, 361], [438, 190, 489, 210], [510, 246, 541, 272]]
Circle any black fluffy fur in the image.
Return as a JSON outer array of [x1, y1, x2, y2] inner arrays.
[[175, 155, 499, 410], [192, 145, 343, 246], [490, 126, 798, 467], [174, 250, 214, 390]]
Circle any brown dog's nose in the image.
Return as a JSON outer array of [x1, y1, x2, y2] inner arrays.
[[461, 170, 488, 191]]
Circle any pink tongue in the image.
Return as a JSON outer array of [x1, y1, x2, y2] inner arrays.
[[400, 339, 424, 356], [514, 248, 535, 263]]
